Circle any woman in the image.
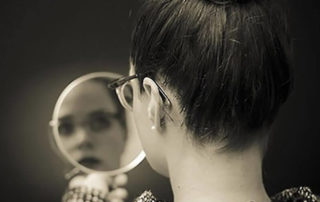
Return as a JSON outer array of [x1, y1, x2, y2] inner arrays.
[[109, 0, 318, 201]]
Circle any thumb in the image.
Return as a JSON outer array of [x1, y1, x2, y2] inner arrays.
[[112, 174, 128, 188]]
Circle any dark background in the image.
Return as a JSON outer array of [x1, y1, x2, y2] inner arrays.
[[0, 0, 319, 201]]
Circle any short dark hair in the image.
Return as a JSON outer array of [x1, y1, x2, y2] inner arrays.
[[131, 0, 293, 150]]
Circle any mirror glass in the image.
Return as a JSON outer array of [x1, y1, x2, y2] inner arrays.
[[51, 72, 144, 175]]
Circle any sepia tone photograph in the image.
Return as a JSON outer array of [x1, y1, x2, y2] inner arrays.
[[1, 0, 320, 201]]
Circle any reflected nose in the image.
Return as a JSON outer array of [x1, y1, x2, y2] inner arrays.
[[75, 128, 93, 150]]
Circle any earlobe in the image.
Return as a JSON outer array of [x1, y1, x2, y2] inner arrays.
[[143, 78, 164, 132]]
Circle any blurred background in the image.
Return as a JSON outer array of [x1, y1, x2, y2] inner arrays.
[[0, 0, 319, 201]]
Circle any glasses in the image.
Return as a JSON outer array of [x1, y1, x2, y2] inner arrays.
[[108, 73, 171, 111]]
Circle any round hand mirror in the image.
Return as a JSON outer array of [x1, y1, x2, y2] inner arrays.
[[50, 72, 145, 175]]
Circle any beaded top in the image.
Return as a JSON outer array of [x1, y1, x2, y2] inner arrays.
[[63, 186, 107, 202], [271, 187, 318, 202], [135, 187, 319, 202]]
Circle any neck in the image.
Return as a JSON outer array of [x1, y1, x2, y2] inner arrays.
[[166, 139, 270, 202]]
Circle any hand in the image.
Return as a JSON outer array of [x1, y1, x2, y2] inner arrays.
[[64, 173, 128, 202]]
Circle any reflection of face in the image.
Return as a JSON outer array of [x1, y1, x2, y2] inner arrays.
[[58, 80, 125, 171]]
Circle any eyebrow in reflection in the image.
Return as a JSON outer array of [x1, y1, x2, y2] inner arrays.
[[88, 109, 118, 119], [58, 115, 73, 122]]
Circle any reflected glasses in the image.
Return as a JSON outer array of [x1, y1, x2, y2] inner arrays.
[[108, 73, 171, 111], [50, 112, 120, 137]]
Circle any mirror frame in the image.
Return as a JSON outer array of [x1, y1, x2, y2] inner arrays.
[[50, 72, 145, 176]]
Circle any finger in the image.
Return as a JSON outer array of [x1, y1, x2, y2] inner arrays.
[[108, 188, 128, 200], [83, 173, 112, 194], [113, 174, 128, 187]]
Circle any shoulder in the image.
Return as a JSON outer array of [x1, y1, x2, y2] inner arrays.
[[271, 186, 319, 202], [135, 187, 319, 202]]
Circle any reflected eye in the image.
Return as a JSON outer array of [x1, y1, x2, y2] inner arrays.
[[89, 115, 111, 132], [58, 122, 74, 136]]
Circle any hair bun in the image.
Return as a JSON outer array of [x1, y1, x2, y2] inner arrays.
[[207, 0, 254, 5]]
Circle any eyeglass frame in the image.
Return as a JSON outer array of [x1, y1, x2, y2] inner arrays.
[[50, 111, 123, 137], [108, 72, 172, 107]]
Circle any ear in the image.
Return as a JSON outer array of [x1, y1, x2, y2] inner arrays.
[[143, 77, 164, 132]]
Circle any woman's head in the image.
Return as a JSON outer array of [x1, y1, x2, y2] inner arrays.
[[124, 0, 292, 175]]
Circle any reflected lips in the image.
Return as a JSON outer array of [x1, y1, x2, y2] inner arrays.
[[78, 157, 101, 169]]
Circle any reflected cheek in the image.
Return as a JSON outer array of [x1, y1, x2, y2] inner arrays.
[[61, 136, 76, 150], [98, 129, 125, 151]]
